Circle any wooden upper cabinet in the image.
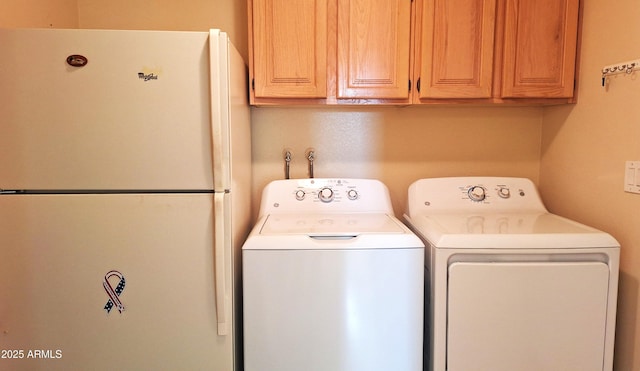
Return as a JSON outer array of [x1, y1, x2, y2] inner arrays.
[[500, 0, 579, 98], [247, 0, 581, 105], [337, 0, 412, 100], [250, 0, 328, 99], [415, 0, 497, 100]]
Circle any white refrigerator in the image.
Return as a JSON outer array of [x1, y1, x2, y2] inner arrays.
[[0, 28, 251, 370]]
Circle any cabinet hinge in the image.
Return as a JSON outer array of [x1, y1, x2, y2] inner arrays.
[[408, 79, 411, 92], [251, 78, 255, 90], [417, 78, 421, 92]]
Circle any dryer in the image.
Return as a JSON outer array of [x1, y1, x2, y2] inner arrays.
[[403, 177, 619, 371], [243, 178, 424, 371]]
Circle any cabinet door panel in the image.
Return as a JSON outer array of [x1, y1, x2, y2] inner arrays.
[[252, 0, 328, 98], [501, 0, 579, 98], [417, 0, 496, 99], [337, 0, 411, 99]]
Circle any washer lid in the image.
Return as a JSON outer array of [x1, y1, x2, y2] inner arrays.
[[244, 212, 424, 250], [260, 213, 406, 236], [405, 212, 620, 249]]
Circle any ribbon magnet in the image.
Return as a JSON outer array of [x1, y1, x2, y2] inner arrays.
[[103, 270, 126, 314]]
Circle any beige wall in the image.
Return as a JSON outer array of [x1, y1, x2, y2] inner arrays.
[[0, 0, 78, 28], [540, 0, 640, 369], [0, 1, 248, 61], [252, 106, 542, 218], [76, 0, 248, 62]]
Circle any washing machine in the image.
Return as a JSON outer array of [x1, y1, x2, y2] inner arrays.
[[403, 177, 619, 371], [242, 178, 424, 371]]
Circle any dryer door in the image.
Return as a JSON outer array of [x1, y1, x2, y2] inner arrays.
[[446, 261, 609, 371]]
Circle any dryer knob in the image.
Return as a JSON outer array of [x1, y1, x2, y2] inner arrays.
[[498, 187, 511, 199], [347, 189, 359, 200], [295, 190, 306, 201], [468, 186, 486, 202], [318, 187, 334, 203]]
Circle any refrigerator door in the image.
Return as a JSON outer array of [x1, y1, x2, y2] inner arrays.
[[0, 194, 233, 370], [0, 29, 215, 190]]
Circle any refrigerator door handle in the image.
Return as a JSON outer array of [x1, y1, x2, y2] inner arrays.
[[214, 192, 229, 336]]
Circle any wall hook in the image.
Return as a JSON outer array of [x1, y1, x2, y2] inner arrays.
[[601, 59, 640, 87]]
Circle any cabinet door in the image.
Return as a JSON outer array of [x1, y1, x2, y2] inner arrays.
[[337, 0, 411, 99], [251, 0, 328, 98], [416, 0, 496, 99], [501, 0, 579, 98]]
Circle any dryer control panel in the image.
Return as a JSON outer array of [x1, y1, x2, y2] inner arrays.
[[258, 178, 394, 216], [463, 184, 522, 203], [406, 177, 548, 216]]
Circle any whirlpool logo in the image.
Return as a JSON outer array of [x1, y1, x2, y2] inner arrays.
[[138, 72, 158, 81]]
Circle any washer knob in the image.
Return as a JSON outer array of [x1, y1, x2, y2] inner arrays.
[[318, 187, 334, 203], [498, 187, 510, 199], [295, 190, 306, 201], [468, 186, 486, 202], [347, 189, 358, 200]]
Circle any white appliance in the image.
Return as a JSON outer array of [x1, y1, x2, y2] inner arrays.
[[242, 178, 424, 371], [0, 28, 251, 370], [403, 177, 620, 371]]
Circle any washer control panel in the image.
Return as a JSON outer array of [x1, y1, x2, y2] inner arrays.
[[291, 180, 359, 204], [259, 178, 393, 215]]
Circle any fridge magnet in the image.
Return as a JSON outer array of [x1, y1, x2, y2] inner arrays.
[[103, 270, 126, 314], [66, 54, 88, 67]]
